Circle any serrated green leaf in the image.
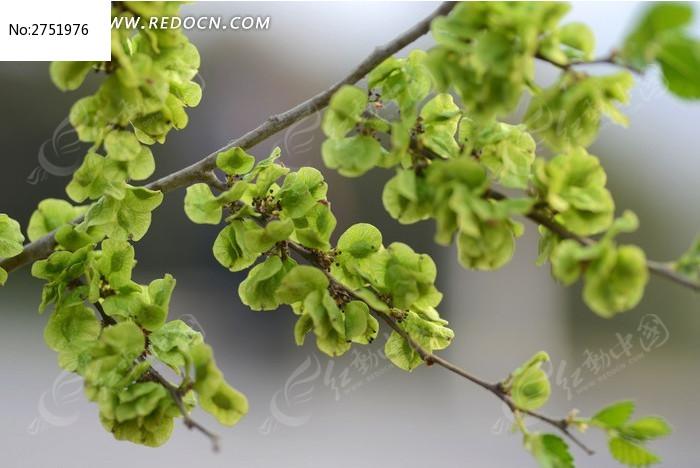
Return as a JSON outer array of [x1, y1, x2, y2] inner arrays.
[[622, 417, 673, 442], [609, 436, 660, 466], [529, 433, 575, 468], [592, 401, 636, 428]]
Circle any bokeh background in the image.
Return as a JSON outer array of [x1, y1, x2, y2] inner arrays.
[[1, 2, 699, 467]]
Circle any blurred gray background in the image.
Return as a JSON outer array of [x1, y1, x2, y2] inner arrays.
[[1, 2, 699, 467]]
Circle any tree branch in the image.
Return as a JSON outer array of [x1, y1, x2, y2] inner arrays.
[[283, 238, 595, 455], [0, 1, 456, 276], [485, 189, 700, 292]]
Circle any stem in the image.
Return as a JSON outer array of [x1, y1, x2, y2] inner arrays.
[[148, 366, 221, 452], [89, 292, 220, 451], [414, 141, 699, 293], [0, 1, 456, 275], [282, 238, 594, 455], [535, 52, 643, 75], [486, 189, 700, 292]]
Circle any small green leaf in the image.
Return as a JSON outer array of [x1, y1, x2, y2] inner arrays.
[[592, 401, 636, 428], [50, 61, 96, 91], [675, 236, 700, 280], [301, 289, 350, 357], [27, 199, 85, 242], [44, 304, 101, 354], [184, 183, 222, 225], [104, 130, 143, 162], [656, 34, 700, 99], [276, 265, 329, 304], [191, 343, 248, 426], [623, 417, 673, 441], [97, 239, 136, 289], [149, 320, 203, 372], [559, 22, 595, 60], [217, 147, 255, 175], [322, 136, 386, 177], [509, 351, 551, 411], [0, 214, 25, 259], [343, 301, 369, 341], [384, 311, 453, 371], [620, 3, 693, 69], [212, 219, 263, 272], [608, 436, 660, 466], [322, 85, 367, 138], [239, 255, 297, 311], [337, 223, 383, 259], [80, 186, 163, 241], [529, 433, 575, 468]]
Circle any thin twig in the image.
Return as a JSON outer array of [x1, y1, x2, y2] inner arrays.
[[283, 238, 594, 455], [0, 1, 456, 275], [90, 294, 220, 450], [148, 366, 221, 452], [414, 142, 699, 292], [486, 189, 700, 292], [535, 52, 643, 75]]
